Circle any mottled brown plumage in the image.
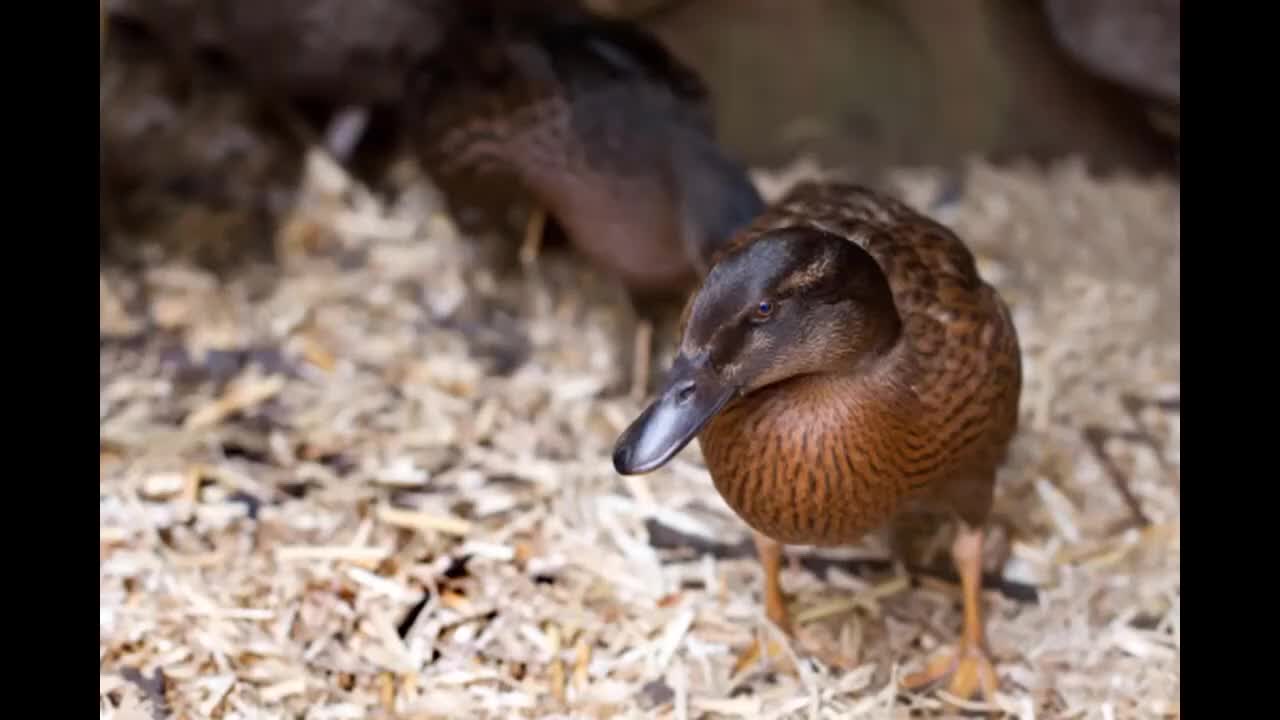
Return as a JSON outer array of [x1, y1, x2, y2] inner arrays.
[[404, 6, 763, 397], [614, 181, 1023, 701], [405, 5, 762, 294]]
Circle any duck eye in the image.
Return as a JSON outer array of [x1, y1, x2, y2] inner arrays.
[[752, 301, 774, 320]]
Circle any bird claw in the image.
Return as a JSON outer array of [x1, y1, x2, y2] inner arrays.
[[731, 623, 862, 678], [901, 641, 998, 703], [731, 636, 792, 677]]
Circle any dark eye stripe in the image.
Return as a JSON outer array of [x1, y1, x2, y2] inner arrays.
[[710, 319, 752, 369]]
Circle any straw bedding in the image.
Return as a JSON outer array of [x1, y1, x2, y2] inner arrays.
[[100, 119, 1179, 718]]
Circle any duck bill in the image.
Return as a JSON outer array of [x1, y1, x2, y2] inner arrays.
[[612, 353, 737, 475]]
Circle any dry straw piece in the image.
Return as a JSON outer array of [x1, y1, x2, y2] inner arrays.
[[101, 126, 1179, 718]]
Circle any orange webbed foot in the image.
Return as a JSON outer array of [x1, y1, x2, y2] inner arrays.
[[731, 635, 795, 677], [901, 640, 998, 702], [731, 625, 864, 677]]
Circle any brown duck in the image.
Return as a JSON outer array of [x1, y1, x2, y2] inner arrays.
[[613, 181, 1023, 701], [405, 4, 764, 397]]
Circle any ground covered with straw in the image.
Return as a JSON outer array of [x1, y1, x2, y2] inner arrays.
[[101, 130, 1179, 719]]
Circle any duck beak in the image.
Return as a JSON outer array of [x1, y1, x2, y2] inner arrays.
[[612, 352, 737, 475]]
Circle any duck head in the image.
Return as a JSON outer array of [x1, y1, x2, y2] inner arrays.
[[612, 225, 902, 474]]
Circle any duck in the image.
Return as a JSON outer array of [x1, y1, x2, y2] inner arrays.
[[403, 2, 765, 398], [612, 180, 1023, 702]]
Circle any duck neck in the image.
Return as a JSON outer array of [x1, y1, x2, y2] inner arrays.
[[821, 305, 906, 383], [823, 338, 922, 427]]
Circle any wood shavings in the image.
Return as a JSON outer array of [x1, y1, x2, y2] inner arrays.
[[259, 677, 308, 703], [376, 504, 473, 536], [183, 372, 286, 430], [1035, 476, 1083, 544], [691, 697, 763, 716], [794, 575, 909, 625], [456, 541, 516, 562], [371, 456, 430, 487], [344, 566, 423, 604], [573, 636, 591, 691], [275, 545, 393, 562], [652, 607, 696, 677]]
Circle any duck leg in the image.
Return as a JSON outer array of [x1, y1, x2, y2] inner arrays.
[[614, 290, 658, 401], [731, 533, 793, 674], [755, 532, 792, 632], [630, 315, 653, 401], [901, 524, 999, 702], [730, 533, 870, 675], [520, 205, 547, 266]]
